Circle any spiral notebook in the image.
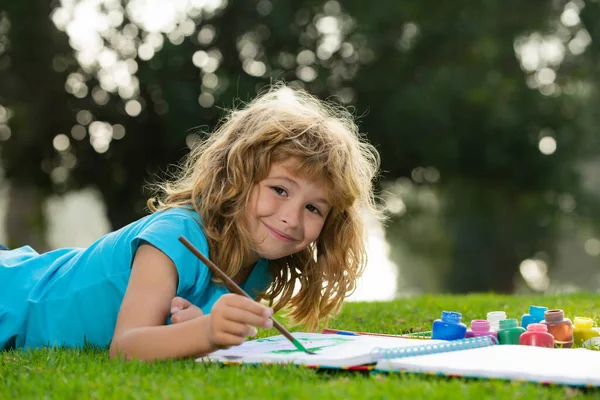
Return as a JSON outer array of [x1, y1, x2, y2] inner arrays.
[[199, 332, 496, 368], [376, 343, 600, 387]]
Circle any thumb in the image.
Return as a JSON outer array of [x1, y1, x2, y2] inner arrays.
[[170, 296, 192, 314]]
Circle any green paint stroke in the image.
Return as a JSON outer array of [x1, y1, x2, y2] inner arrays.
[[257, 336, 351, 344], [255, 336, 353, 354], [256, 338, 284, 343], [270, 337, 352, 354], [291, 338, 308, 352], [270, 345, 330, 354]]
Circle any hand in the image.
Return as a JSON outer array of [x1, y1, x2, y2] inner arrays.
[[206, 293, 273, 350], [170, 297, 204, 324]]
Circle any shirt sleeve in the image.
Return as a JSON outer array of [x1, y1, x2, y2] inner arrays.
[[132, 210, 211, 297]]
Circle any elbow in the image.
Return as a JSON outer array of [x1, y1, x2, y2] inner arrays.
[[109, 345, 124, 360], [109, 335, 134, 361], [108, 331, 170, 361], [109, 343, 125, 360], [109, 347, 120, 360]]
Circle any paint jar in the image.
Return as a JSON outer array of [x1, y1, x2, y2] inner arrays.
[[487, 311, 507, 332], [431, 311, 467, 340], [541, 309, 573, 348], [521, 305, 548, 330], [497, 318, 525, 345], [466, 319, 499, 340], [519, 323, 554, 348], [572, 317, 599, 347]]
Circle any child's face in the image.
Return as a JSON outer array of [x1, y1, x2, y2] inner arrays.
[[245, 158, 331, 261]]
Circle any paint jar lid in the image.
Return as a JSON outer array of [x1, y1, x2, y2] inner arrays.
[[441, 311, 462, 323], [574, 317, 594, 329], [529, 305, 548, 319], [499, 318, 519, 329], [471, 319, 490, 332], [544, 309, 564, 323], [487, 311, 507, 321], [526, 323, 548, 332]]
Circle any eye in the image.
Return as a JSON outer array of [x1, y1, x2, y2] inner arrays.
[[306, 204, 321, 215], [271, 186, 287, 196]]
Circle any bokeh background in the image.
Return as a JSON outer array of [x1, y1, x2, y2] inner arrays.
[[1, 0, 600, 300]]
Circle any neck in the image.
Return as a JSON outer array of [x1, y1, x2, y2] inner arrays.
[[241, 250, 261, 270], [241, 260, 259, 271], [232, 260, 258, 285]]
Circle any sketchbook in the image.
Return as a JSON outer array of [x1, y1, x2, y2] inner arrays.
[[199, 332, 495, 368], [376, 343, 600, 387], [200, 332, 600, 387]]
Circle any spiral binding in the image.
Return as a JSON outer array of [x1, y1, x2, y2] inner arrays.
[[372, 335, 499, 360]]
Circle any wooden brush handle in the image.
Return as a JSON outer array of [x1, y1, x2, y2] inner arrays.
[[178, 236, 297, 344]]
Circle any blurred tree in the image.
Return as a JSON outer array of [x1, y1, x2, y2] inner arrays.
[[0, 0, 75, 250], [343, 0, 599, 293]]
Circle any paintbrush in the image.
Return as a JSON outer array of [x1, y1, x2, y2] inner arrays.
[[178, 236, 315, 355]]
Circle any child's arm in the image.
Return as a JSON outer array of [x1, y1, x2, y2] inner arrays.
[[109, 244, 272, 361]]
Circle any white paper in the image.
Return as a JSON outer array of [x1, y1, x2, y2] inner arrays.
[[376, 344, 600, 387]]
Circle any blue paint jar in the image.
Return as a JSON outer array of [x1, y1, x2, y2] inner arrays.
[[431, 311, 467, 340], [521, 305, 548, 330]]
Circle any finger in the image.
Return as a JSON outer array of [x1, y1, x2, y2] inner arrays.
[[220, 321, 258, 337], [210, 332, 248, 349], [170, 296, 192, 313], [171, 307, 204, 324], [223, 294, 273, 318], [221, 306, 273, 329], [171, 311, 183, 324]]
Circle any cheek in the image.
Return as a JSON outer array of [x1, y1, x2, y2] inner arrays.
[[246, 186, 263, 225], [305, 219, 326, 242], [254, 190, 279, 217]]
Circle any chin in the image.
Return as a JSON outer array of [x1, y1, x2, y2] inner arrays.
[[256, 247, 293, 260], [259, 251, 289, 260]]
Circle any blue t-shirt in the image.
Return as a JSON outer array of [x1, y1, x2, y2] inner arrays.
[[0, 208, 271, 350]]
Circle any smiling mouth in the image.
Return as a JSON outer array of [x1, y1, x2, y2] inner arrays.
[[264, 223, 296, 242]]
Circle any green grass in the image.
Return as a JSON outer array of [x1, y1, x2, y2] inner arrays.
[[2, 293, 599, 399]]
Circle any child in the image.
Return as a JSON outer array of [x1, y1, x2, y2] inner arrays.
[[0, 84, 381, 360]]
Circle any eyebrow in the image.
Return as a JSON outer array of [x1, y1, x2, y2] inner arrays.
[[270, 175, 331, 206]]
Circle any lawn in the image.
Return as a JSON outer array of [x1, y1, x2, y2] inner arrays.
[[1, 293, 599, 399]]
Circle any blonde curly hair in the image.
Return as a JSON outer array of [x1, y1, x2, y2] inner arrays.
[[149, 84, 381, 330]]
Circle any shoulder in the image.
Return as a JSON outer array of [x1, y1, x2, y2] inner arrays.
[[138, 208, 204, 237], [133, 208, 209, 272], [132, 208, 211, 293], [134, 207, 206, 251], [147, 207, 202, 224]]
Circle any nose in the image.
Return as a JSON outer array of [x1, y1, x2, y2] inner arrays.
[[280, 204, 302, 227]]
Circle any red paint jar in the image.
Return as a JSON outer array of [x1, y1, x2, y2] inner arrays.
[[519, 323, 554, 348]]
